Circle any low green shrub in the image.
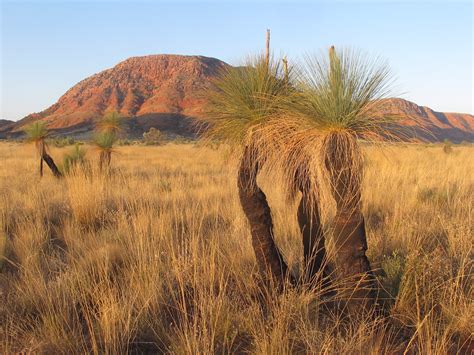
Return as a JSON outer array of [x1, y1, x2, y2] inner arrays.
[[61, 144, 88, 174]]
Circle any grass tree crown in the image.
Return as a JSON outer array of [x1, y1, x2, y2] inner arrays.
[[96, 111, 125, 135], [202, 55, 292, 147], [254, 47, 401, 202], [93, 131, 116, 152], [24, 121, 50, 143], [280, 47, 398, 139]]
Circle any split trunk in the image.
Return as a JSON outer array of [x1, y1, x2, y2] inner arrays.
[[237, 145, 293, 288]]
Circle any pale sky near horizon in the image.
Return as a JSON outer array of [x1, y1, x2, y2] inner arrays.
[[0, 0, 472, 121]]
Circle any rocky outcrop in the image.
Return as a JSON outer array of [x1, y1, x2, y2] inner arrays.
[[10, 55, 229, 137]]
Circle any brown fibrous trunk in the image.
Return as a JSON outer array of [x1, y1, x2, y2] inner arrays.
[[41, 152, 63, 178], [324, 133, 376, 312], [99, 151, 111, 172], [40, 156, 44, 177], [297, 185, 330, 289], [238, 145, 293, 288]]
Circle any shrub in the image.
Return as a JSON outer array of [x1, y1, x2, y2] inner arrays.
[[379, 251, 406, 299], [443, 139, 453, 154], [61, 144, 87, 174], [117, 139, 132, 146], [52, 136, 76, 147], [143, 128, 165, 145]]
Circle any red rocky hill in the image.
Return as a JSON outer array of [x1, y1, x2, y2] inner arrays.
[[3, 54, 473, 142]]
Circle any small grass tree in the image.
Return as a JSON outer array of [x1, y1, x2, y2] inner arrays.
[[443, 139, 453, 154], [93, 131, 117, 171], [96, 111, 125, 135], [24, 121, 62, 178], [93, 112, 124, 171]]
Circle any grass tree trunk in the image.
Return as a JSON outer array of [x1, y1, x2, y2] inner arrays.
[[324, 133, 376, 313], [297, 179, 330, 289], [99, 151, 111, 172], [38, 140, 44, 177], [39, 156, 44, 177], [238, 145, 293, 288], [41, 151, 63, 178]]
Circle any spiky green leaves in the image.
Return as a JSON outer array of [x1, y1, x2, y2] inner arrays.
[[62, 144, 87, 174], [93, 111, 122, 152], [287, 47, 395, 138], [202, 56, 291, 145], [24, 121, 49, 143], [93, 131, 116, 152], [96, 111, 125, 135]]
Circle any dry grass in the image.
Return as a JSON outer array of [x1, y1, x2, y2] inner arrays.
[[0, 142, 472, 354]]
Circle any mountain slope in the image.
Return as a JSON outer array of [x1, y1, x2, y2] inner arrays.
[[0, 119, 15, 131], [3, 54, 473, 142], [10, 55, 229, 136], [378, 98, 474, 142]]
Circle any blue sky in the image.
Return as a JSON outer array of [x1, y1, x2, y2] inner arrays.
[[1, 0, 472, 120]]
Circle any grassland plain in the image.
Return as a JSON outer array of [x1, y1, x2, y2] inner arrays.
[[0, 142, 472, 354]]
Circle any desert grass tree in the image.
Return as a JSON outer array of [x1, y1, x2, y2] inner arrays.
[[96, 111, 125, 135], [282, 57, 331, 290], [201, 55, 295, 288], [93, 111, 124, 171], [263, 46, 404, 312], [93, 132, 117, 172], [24, 121, 62, 178]]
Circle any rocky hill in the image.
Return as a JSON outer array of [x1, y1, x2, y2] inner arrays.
[[2, 54, 473, 142], [5, 55, 229, 137], [0, 119, 15, 131], [378, 98, 474, 142]]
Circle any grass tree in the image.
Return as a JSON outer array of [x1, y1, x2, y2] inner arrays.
[[282, 57, 331, 289], [93, 131, 117, 171], [93, 111, 124, 171], [96, 111, 125, 135], [268, 46, 398, 312], [24, 121, 62, 178], [202, 56, 295, 287]]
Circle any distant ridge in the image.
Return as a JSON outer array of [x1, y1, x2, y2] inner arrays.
[[0, 119, 15, 132], [2, 54, 473, 142]]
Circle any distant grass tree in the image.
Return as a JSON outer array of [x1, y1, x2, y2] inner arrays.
[[96, 111, 125, 135], [24, 121, 62, 178], [93, 132, 117, 171], [93, 111, 124, 171]]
